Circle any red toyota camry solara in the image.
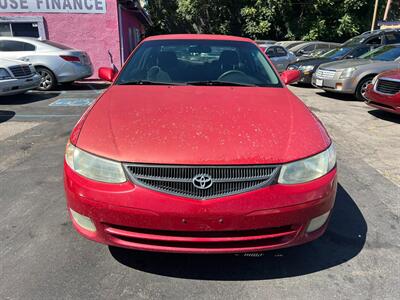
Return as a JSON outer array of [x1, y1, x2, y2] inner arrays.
[[64, 35, 337, 254]]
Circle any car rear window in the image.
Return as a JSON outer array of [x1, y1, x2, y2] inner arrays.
[[116, 39, 281, 87], [41, 40, 72, 50]]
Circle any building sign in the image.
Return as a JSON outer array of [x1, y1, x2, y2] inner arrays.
[[0, 0, 106, 14]]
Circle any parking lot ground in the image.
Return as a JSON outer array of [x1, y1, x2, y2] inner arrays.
[[0, 84, 399, 299]]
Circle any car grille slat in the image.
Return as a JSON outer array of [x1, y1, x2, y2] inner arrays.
[[124, 164, 279, 200], [376, 79, 400, 95], [8, 65, 33, 78], [315, 68, 336, 80]]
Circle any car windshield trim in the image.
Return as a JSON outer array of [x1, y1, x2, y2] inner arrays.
[[187, 80, 257, 87], [118, 80, 186, 86]]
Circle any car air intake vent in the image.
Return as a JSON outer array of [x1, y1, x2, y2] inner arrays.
[[124, 164, 280, 200], [376, 79, 400, 95], [8, 65, 32, 78]]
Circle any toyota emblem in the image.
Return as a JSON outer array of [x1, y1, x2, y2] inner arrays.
[[192, 174, 213, 190]]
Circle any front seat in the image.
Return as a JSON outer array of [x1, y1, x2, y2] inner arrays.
[[219, 50, 239, 74], [158, 51, 179, 79]]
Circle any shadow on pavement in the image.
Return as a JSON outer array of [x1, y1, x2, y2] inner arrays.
[[59, 82, 110, 91], [0, 110, 15, 123], [368, 109, 400, 124], [316, 91, 357, 101], [110, 184, 367, 280], [0, 92, 60, 105]]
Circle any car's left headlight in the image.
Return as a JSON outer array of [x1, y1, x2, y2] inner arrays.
[[65, 141, 126, 183], [0, 68, 12, 80], [278, 143, 336, 184], [339, 67, 356, 79], [299, 65, 314, 72]]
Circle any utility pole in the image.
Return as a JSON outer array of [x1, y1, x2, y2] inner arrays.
[[371, 0, 380, 31], [383, 0, 393, 21]]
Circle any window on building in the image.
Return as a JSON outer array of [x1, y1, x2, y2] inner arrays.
[[0, 40, 36, 52], [0, 22, 40, 38]]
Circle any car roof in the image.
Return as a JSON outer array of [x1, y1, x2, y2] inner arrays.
[[143, 34, 254, 43]]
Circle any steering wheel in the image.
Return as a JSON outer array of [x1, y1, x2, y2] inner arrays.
[[218, 70, 248, 81]]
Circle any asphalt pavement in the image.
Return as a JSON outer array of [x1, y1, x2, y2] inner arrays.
[[0, 83, 399, 299]]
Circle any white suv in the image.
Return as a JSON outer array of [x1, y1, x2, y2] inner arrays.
[[0, 58, 41, 96]]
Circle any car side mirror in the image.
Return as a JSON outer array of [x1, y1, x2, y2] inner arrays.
[[98, 67, 117, 82], [281, 70, 301, 85]]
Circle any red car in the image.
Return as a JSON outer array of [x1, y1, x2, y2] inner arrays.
[[365, 69, 400, 115], [64, 34, 337, 254]]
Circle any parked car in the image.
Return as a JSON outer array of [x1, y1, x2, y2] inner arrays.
[[290, 41, 340, 57], [255, 40, 276, 45], [262, 44, 297, 72], [312, 44, 400, 100], [0, 37, 93, 91], [276, 41, 305, 49], [297, 48, 332, 60], [288, 45, 374, 84], [0, 58, 41, 96], [64, 34, 337, 254], [365, 69, 400, 115], [342, 29, 400, 47]]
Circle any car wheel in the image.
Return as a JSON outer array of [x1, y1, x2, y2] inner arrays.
[[36, 67, 56, 91], [356, 76, 374, 101]]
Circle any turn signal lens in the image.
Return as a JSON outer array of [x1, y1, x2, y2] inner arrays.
[[70, 209, 96, 232], [306, 211, 330, 233]]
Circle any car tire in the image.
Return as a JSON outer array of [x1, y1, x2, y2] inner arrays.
[[36, 67, 56, 91], [356, 75, 374, 101]]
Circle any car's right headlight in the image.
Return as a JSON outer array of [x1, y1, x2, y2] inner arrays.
[[278, 143, 336, 184], [0, 68, 12, 80], [65, 141, 126, 183]]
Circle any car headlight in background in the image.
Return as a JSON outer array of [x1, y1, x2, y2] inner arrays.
[[299, 65, 314, 74], [65, 142, 126, 183], [0, 68, 12, 80], [339, 67, 356, 79], [278, 143, 336, 184]]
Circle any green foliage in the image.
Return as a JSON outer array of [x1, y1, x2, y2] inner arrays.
[[145, 0, 395, 42]]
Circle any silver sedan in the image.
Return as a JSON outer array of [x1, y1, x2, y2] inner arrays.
[[0, 37, 93, 90], [261, 45, 297, 73], [312, 45, 400, 100]]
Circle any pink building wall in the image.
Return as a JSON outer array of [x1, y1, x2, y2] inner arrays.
[[0, 0, 138, 77]]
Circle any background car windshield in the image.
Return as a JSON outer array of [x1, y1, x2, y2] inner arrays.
[[342, 36, 365, 47], [116, 40, 281, 87], [360, 46, 400, 61], [322, 47, 350, 59]]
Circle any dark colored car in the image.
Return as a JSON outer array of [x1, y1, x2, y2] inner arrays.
[[287, 45, 374, 84], [365, 69, 400, 115], [290, 42, 339, 57], [342, 29, 400, 47]]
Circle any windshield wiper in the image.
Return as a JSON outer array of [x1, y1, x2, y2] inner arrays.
[[118, 80, 184, 86], [187, 80, 256, 87]]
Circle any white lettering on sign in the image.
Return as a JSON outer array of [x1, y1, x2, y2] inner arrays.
[[0, 0, 106, 14]]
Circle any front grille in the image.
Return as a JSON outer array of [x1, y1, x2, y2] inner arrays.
[[315, 68, 336, 79], [376, 78, 400, 95], [124, 164, 279, 200], [8, 65, 33, 78]]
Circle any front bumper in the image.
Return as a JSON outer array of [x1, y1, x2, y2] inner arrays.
[[365, 84, 400, 115], [312, 74, 356, 94], [0, 74, 41, 96], [64, 162, 337, 254]]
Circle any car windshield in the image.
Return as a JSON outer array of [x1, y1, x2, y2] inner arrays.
[[360, 45, 400, 61], [321, 47, 351, 59], [116, 40, 281, 87], [342, 36, 365, 47]]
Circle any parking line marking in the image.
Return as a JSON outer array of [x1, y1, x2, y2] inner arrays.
[[49, 98, 95, 107]]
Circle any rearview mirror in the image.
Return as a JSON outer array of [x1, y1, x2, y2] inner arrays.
[[281, 70, 301, 85], [98, 67, 117, 82]]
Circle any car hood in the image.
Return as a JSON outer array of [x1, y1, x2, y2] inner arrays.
[[296, 57, 332, 66], [319, 58, 389, 70], [0, 57, 29, 67], [378, 68, 400, 79], [77, 86, 330, 165]]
